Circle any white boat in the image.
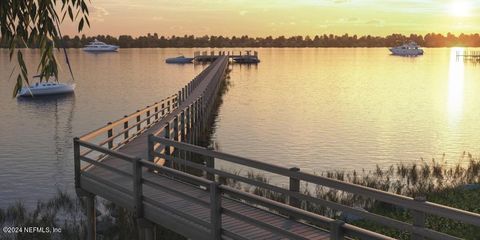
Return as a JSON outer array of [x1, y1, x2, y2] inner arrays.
[[389, 42, 424, 56], [83, 39, 119, 52], [166, 56, 194, 64], [18, 77, 75, 97]]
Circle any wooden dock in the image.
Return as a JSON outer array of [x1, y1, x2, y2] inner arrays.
[[75, 56, 480, 240], [194, 50, 259, 62], [456, 50, 480, 62]]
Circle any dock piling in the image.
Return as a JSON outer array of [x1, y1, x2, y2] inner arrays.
[[85, 193, 96, 240]]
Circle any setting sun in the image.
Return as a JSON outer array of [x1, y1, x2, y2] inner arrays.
[[450, 1, 472, 17]]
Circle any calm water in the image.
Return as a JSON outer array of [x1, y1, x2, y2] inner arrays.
[[1, 48, 479, 207]]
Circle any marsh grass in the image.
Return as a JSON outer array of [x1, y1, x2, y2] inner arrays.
[[223, 153, 480, 239], [0, 191, 86, 240], [0, 191, 185, 240]]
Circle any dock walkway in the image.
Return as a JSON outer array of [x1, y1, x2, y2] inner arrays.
[[75, 55, 480, 240], [75, 56, 334, 239]]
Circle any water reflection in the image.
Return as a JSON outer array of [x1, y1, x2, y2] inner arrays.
[[17, 94, 76, 162], [448, 48, 465, 122]]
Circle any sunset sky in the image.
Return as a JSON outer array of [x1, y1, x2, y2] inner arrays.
[[63, 0, 480, 37]]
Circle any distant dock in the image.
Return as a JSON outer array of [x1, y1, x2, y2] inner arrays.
[[456, 50, 480, 62], [194, 50, 259, 62]]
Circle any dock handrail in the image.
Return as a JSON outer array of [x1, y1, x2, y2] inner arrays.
[[77, 57, 225, 160], [74, 137, 394, 240], [149, 136, 480, 240]]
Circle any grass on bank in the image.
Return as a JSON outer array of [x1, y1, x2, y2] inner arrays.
[[228, 152, 480, 240], [1, 153, 478, 239], [0, 191, 185, 240]]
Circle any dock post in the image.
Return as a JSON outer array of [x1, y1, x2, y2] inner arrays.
[[137, 219, 155, 240], [201, 96, 206, 130], [73, 137, 81, 189], [210, 182, 222, 240], [161, 102, 165, 117], [195, 100, 200, 127], [173, 116, 179, 142], [180, 111, 186, 170], [146, 107, 151, 125], [107, 122, 113, 149], [133, 157, 143, 217], [147, 134, 154, 165], [173, 116, 179, 169], [206, 146, 215, 181], [180, 111, 185, 142], [123, 116, 129, 140], [186, 105, 191, 137], [289, 167, 301, 210], [133, 157, 154, 240], [190, 103, 196, 126], [164, 123, 171, 168], [136, 111, 141, 131], [198, 97, 204, 130], [154, 104, 159, 121], [185, 106, 192, 160], [412, 196, 426, 240], [330, 220, 345, 240], [85, 192, 96, 240], [191, 103, 197, 144]]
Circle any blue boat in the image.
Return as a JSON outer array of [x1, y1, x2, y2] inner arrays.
[[166, 56, 194, 64]]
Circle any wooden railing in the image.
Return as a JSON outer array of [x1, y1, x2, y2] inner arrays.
[[149, 136, 480, 240], [79, 95, 177, 154], [74, 137, 394, 240], [149, 56, 230, 141], [77, 56, 225, 161]]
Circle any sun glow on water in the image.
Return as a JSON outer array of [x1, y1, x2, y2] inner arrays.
[[447, 48, 465, 122]]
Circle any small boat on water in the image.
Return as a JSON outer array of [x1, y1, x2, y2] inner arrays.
[[232, 55, 260, 63], [389, 42, 424, 56], [232, 50, 260, 63], [17, 76, 75, 97], [166, 55, 194, 64], [83, 39, 119, 52]]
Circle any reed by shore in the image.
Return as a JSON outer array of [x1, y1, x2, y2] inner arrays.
[[1, 153, 478, 239]]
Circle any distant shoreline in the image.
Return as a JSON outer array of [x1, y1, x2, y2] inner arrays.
[[1, 46, 478, 49], [2, 33, 480, 48]]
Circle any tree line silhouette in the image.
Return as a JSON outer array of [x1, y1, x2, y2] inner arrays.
[[2, 33, 480, 48]]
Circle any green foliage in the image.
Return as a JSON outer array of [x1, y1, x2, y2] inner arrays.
[[0, 0, 89, 97]]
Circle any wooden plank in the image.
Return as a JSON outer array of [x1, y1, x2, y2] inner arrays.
[[223, 208, 308, 240], [222, 216, 276, 239], [143, 202, 210, 240]]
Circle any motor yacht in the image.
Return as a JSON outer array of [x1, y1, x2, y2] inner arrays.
[[389, 42, 424, 56], [83, 39, 119, 52]]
